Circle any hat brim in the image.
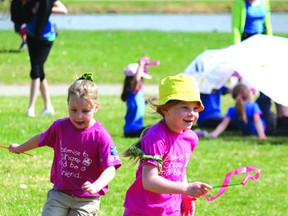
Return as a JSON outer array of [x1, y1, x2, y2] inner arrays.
[[153, 95, 204, 111]]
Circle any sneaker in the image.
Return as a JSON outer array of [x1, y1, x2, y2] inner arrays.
[[26, 108, 35, 117], [40, 107, 55, 116]]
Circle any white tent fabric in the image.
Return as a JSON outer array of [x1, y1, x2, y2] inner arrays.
[[183, 34, 288, 106]]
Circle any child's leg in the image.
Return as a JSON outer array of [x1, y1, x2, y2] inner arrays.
[[42, 189, 70, 216], [42, 188, 100, 216], [69, 196, 100, 215]]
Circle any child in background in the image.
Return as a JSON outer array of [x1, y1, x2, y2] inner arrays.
[[9, 73, 122, 216], [197, 87, 230, 129], [123, 74, 212, 215], [209, 84, 267, 139], [197, 86, 238, 131], [121, 56, 159, 138]]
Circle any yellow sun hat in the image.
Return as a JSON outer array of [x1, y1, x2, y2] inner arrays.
[[156, 74, 204, 111]]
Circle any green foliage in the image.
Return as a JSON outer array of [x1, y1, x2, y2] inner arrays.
[[0, 96, 287, 216]]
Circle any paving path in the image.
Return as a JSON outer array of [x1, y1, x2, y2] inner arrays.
[[0, 84, 158, 96]]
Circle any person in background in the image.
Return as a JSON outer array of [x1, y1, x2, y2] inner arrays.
[[15, 24, 27, 49], [196, 86, 237, 131], [10, 0, 27, 49], [273, 103, 288, 136], [26, 0, 68, 117], [232, 0, 272, 44], [9, 73, 122, 215], [232, 0, 273, 132], [121, 56, 158, 138], [209, 84, 267, 139], [123, 74, 212, 216]]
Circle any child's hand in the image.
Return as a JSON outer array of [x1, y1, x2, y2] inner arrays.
[[81, 181, 100, 194], [185, 182, 212, 198], [208, 132, 216, 138], [138, 56, 149, 65], [9, 144, 21, 154]]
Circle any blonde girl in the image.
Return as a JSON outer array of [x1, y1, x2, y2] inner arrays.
[[9, 73, 121, 215]]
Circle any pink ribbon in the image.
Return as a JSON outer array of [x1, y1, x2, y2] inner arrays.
[[204, 166, 261, 202]]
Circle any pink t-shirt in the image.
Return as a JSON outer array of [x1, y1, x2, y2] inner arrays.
[[124, 120, 198, 215], [38, 118, 121, 198]]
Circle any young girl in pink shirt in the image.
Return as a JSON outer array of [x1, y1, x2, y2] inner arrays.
[[123, 74, 212, 216], [9, 73, 121, 215]]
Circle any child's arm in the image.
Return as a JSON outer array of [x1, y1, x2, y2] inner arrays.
[[9, 134, 40, 154], [209, 117, 231, 138], [253, 114, 267, 139], [131, 59, 146, 94], [142, 164, 212, 198], [81, 166, 116, 194]]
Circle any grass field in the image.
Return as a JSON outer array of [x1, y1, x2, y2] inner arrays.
[[0, 18, 288, 216], [1, 30, 288, 85], [0, 95, 287, 215], [0, 30, 238, 84]]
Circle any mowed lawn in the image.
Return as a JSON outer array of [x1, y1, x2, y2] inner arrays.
[[0, 29, 288, 215]]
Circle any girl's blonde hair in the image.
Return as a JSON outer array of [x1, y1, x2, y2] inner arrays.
[[232, 84, 250, 124], [67, 77, 98, 106]]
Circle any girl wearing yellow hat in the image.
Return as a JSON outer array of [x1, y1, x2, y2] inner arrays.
[[123, 74, 212, 215]]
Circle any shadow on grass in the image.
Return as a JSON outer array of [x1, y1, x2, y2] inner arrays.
[[0, 49, 21, 53]]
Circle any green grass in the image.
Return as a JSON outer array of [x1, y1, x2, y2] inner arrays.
[[0, 95, 287, 216], [0, 30, 235, 85], [1, 30, 288, 85], [0, 29, 288, 215]]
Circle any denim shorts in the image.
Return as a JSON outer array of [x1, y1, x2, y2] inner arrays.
[[42, 187, 100, 216]]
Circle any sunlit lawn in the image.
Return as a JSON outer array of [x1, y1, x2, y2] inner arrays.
[[0, 95, 287, 216], [0, 29, 288, 215]]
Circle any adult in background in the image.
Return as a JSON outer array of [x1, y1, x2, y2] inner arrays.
[[232, 0, 274, 133], [273, 104, 288, 135], [10, 0, 28, 49], [26, 0, 68, 117], [232, 0, 272, 44]]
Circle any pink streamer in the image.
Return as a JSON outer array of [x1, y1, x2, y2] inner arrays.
[[204, 166, 261, 202]]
